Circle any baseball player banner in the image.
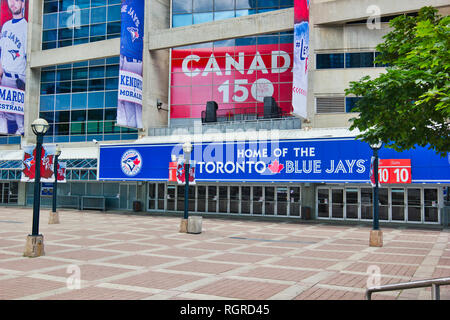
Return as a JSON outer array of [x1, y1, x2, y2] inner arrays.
[[176, 158, 196, 185], [57, 161, 67, 183], [21, 144, 56, 183], [117, 0, 144, 129], [292, 0, 309, 119], [0, 0, 28, 135]]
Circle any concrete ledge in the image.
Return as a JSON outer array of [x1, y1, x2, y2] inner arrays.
[[148, 8, 293, 50], [30, 38, 120, 68]]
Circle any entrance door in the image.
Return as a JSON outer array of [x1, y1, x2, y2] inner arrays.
[[167, 185, 175, 211], [289, 187, 300, 217], [157, 183, 165, 210], [253, 186, 263, 215], [277, 187, 288, 216], [391, 188, 405, 221], [197, 186, 206, 212], [219, 186, 228, 213], [148, 183, 156, 210], [407, 188, 421, 222], [331, 189, 344, 219], [264, 187, 275, 215], [317, 188, 329, 218], [361, 188, 373, 220], [424, 188, 438, 223], [346, 188, 359, 219], [241, 186, 251, 214], [207, 186, 217, 213], [230, 186, 239, 213], [379, 188, 389, 220]]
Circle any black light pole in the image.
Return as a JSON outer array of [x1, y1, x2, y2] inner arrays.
[[183, 141, 192, 220], [369, 141, 383, 246], [31, 119, 50, 236], [52, 145, 61, 213]]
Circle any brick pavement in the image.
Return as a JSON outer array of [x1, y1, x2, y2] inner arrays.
[[0, 207, 448, 300]]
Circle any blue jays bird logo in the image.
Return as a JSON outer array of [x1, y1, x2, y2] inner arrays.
[[127, 27, 139, 42], [121, 150, 142, 176], [8, 50, 20, 60]]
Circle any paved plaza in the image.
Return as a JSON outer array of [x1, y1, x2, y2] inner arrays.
[[0, 207, 449, 300]]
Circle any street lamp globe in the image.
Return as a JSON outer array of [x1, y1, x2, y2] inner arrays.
[[369, 140, 383, 150], [31, 118, 49, 136], [55, 145, 62, 157], [183, 141, 193, 156]]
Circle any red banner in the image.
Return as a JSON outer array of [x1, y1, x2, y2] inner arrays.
[[171, 43, 294, 119], [21, 145, 56, 182]]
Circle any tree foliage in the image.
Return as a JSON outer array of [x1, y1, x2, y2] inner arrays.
[[345, 7, 449, 156]]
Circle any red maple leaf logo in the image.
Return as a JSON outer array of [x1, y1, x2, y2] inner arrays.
[[133, 158, 140, 166], [268, 160, 284, 174]]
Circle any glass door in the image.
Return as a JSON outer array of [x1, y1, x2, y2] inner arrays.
[[157, 183, 165, 210], [167, 185, 175, 211], [207, 186, 217, 213], [424, 188, 438, 223], [219, 186, 228, 213], [188, 185, 195, 211], [276, 187, 288, 216], [148, 183, 156, 210], [391, 188, 405, 221], [8, 182, 18, 204], [177, 185, 184, 211], [317, 188, 329, 218], [289, 187, 300, 217], [230, 186, 239, 213], [264, 187, 275, 215], [197, 186, 206, 212], [331, 189, 344, 219], [345, 188, 359, 219], [241, 186, 251, 214], [253, 186, 263, 215], [407, 188, 421, 222], [379, 188, 389, 220], [361, 188, 373, 220]]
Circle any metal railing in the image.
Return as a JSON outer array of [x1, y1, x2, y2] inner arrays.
[[366, 277, 450, 300]]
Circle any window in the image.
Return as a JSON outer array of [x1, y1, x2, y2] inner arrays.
[[40, 58, 137, 143], [42, 1, 121, 50], [317, 52, 384, 69], [172, 0, 294, 27], [316, 53, 344, 69]]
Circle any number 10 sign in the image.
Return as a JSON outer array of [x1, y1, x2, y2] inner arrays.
[[378, 159, 412, 184]]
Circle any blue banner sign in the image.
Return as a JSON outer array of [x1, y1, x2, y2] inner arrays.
[[98, 138, 450, 183]]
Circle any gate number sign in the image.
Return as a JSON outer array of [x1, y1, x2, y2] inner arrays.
[[378, 159, 411, 184]]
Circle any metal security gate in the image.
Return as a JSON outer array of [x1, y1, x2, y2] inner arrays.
[[148, 182, 302, 217], [316, 186, 441, 224]]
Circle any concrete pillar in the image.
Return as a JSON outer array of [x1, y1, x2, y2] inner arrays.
[[25, 0, 43, 146], [142, 0, 170, 132]]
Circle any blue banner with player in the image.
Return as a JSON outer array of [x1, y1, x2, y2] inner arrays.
[[98, 138, 450, 184], [117, 0, 144, 129], [0, 0, 28, 135]]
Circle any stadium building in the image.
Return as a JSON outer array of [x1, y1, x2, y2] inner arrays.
[[0, 0, 449, 226]]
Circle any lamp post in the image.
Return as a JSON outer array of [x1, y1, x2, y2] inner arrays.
[[179, 141, 192, 233], [24, 118, 50, 257], [49, 145, 61, 224], [369, 141, 383, 247]]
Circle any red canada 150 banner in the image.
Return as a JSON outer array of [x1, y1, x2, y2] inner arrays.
[[171, 42, 294, 119]]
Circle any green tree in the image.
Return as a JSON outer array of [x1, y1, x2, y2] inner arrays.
[[345, 7, 449, 156]]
